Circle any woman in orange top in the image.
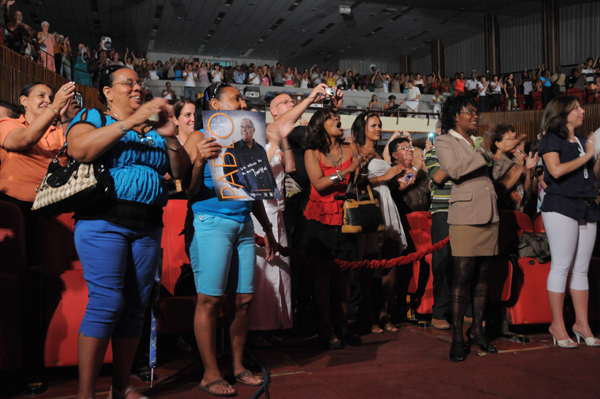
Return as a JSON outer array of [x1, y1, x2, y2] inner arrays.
[[0, 80, 75, 213], [303, 107, 364, 349], [453, 72, 466, 96]]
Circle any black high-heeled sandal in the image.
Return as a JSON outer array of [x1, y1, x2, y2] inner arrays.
[[449, 339, 467, 363], [466, 327, 498, 354]]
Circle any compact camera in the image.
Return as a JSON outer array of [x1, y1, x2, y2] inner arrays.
[[325, 87, 336, 96]]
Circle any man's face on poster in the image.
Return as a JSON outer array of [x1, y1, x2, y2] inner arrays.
[[240, 118, 255, 144]]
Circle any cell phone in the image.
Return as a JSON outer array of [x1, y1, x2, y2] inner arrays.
[[73, 91, 83, 108], [428, 132, 435, 143], [404, 173, 414, 183]]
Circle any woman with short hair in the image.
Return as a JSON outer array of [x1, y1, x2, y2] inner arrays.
[[436, 96, 517, 362]]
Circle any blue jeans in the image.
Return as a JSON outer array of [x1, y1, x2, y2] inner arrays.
[[75, 220, 162, 339], [184, 87, 196, 100], [189, 213, 256, 296]]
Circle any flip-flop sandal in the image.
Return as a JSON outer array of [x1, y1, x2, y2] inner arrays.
[[383, 322, 399, 333], [198, 379, 237, 397], [371, 324, 384, 334], [235, 370, 264, 386]]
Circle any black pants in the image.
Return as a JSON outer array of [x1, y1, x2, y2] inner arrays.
[[542, 86, 554, 108], [524, 94, 533, 110], [431, 212, 452, 319], [479, 96, 490, 112]]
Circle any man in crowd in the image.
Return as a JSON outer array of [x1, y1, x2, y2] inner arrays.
[[229, 118, 277, 199], [552, 66, 566, 93], [465, 72, 479, 97], [272, 62, 284, 86], [582, 57, 598, 86], [401, 80, 421, 117]]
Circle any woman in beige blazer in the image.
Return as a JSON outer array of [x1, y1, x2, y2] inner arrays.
[[436, 96, 518, 362]]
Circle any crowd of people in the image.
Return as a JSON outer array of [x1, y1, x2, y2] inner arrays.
[[2, 65, 600, 396], [2, 8, 600, 399], [3, 2, 599, 113]]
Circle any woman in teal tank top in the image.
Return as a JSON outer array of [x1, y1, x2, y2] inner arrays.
[[183, 83, 276, 396]]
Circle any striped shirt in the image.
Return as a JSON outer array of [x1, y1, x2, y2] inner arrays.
[[425, 147, 452, 213]]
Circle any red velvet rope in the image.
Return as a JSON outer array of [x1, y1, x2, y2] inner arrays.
[[254, 234, 450, 271]]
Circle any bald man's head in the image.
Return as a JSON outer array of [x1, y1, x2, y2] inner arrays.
[[270, 94, 295, 120]]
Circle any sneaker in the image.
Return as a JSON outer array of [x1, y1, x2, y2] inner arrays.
[[432, 318, 451, 330]]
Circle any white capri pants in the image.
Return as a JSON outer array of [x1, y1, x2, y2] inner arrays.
[[542, 211, 597, 293]]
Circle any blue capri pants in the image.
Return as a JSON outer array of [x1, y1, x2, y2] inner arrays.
[[74, 219, 162, 339], [189, 213, 256, 296]]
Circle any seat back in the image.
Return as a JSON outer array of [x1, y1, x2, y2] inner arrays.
[[161, 200, 190, 295], [404, 211, 434, 314]]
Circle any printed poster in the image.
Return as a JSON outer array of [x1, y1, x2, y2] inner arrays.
[[202, 110, 280, 201]]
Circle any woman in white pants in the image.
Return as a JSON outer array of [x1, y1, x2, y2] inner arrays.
[[538, 96, 600, 348]]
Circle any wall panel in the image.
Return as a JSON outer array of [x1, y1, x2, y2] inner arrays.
[[338, 59, 400, 75], [559, 2, 600, 65], [411, 54, 432, 76], [444, 32, 485, 76], [499, 13, 543, 74]]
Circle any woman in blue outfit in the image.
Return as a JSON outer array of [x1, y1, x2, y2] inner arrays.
[[66, 65, 191, 399], [183, 82, 276, 396]]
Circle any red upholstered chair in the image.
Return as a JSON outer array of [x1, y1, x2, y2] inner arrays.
[[566, 88, 585, 104], [517, 94, 526, 109], [404, 211, 434, 315], [533, 213, 545, 233], [43, 213, 114, 367], [157, 199, 198, 334], [489, 211, 552, 325]]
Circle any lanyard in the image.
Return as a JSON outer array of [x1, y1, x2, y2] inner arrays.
[[574, 137, 589, 179]]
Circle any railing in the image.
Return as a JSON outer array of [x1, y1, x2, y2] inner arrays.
[[0, 45, 103, 110]]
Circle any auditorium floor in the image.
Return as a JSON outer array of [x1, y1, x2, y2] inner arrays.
[[8, 323, 600, 399]]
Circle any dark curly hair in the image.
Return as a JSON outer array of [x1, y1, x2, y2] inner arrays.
[[98, 64, 128, 105], [351, 111, 381, 147], [490, 124, 515, 154], [302, 109, 342, 153], [543, 95, 580, 140], [440, 95, 477, 134]]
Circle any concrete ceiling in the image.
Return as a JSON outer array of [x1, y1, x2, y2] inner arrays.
[[12, 0, 595, 66]]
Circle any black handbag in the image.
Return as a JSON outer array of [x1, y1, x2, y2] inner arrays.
[[31, 141, 112, 216], [340, 174, 385, 234]]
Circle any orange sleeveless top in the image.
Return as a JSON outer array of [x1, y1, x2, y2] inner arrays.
[[304, 151, 352, 226], [455, 79, 465, 92]]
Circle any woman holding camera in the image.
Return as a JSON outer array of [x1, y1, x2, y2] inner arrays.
[[538, 96, 600, 348], [436, 96, 517, 362], [66, 65, 191, 399], [303, 106, 364, 349]]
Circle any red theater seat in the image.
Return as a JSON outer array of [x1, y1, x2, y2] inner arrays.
[[404, 211, 434, 315], [42, 212, 113, 367]]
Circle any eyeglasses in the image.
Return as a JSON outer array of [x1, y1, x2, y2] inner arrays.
[[113, 79, 147, 90], [274, 99, 296, 107], [460, 109, 481, 118], [240, 125, 254, 130], [398, 146, 414, 152]]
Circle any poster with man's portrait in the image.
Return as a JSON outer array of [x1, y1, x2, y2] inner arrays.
[[202, 110, 280, 201]]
